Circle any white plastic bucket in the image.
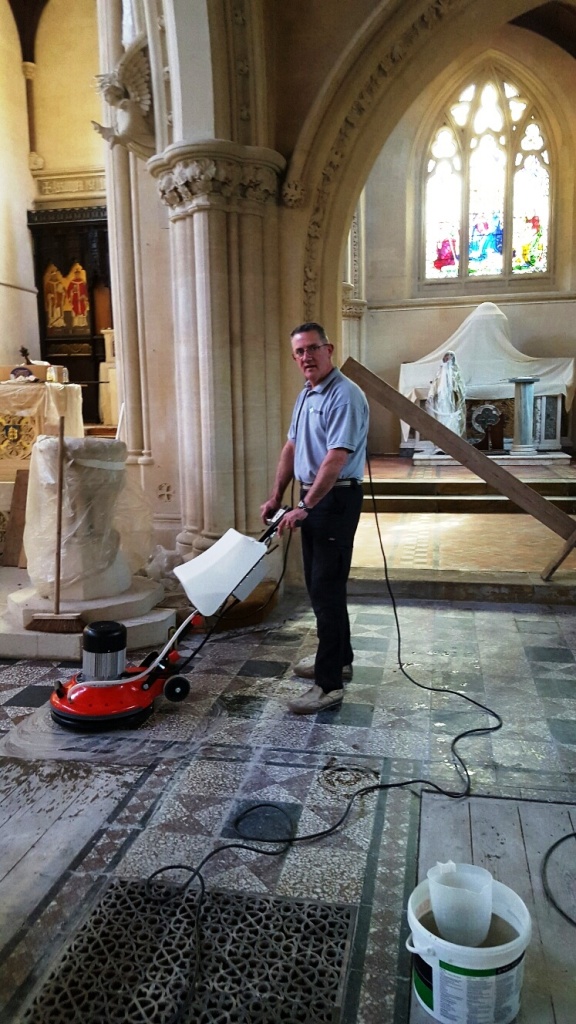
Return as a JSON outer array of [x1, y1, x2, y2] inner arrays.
[[406, 879, 531, 1024]]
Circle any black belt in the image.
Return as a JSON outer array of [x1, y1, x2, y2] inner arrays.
[[301, 479, 357, 491]]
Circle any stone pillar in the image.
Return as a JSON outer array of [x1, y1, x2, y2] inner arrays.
[[509, 377, 540, 456], [96, 0, 146, 465], [22, 62, 43, 171], [149, 141, 285, 556], [342, 285, 367, 362], [341, 199, 367, 362]]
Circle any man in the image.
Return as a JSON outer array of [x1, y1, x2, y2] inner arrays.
[[261, 322, 369, 714]]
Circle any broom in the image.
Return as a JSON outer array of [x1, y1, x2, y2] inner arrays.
[[26, 416, 86, 633]]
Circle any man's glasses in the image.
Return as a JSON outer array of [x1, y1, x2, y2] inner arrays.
[[293, 343, 328, 359]]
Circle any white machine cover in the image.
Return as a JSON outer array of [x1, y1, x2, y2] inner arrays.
[[173, 529, 268, 616], [398, 302, 575, 440]]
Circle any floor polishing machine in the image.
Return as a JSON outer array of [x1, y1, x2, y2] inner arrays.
[[49, 509, 290, 731]]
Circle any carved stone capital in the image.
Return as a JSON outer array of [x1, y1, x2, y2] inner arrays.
[[342, 297, 367, 320], [150, 142, 285, 214]]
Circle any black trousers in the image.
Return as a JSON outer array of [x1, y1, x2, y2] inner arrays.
[[300, 483, 363, 693]]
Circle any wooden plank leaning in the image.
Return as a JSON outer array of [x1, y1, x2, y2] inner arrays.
[[341, 357, 576, 581], [1, 470, 29, 568]]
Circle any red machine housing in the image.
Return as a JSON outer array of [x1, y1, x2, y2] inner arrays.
[[49, 621, 191, 731]]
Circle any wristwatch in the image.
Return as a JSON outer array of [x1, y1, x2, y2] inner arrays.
[[298, 499, 311, 512]]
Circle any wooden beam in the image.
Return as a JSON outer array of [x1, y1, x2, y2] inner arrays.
[[1, 470, 29, 568], [541, 528, 576, 581], [342, 358, 576, 576]]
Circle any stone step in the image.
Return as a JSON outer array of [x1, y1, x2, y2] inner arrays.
[[6, 576, 167, 630], [362, 493, 576, 514], [363, 479, 576, 496], [0, 571, 177, 661], [0, 606, 176, 661], [348, 568, 576, 605]]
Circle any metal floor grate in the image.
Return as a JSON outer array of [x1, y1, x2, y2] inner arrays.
[[22, 879, 355, 1024]]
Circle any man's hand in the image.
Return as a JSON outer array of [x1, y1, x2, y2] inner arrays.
[[276, 506, 308, 536], [260, 499, 280, 524]]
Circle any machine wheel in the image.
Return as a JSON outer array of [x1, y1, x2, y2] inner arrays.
[[163, 675, 190, 702]]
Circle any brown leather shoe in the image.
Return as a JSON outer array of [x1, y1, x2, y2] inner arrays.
[[288, 685, 344, 715], [293, 656, 353, 681]]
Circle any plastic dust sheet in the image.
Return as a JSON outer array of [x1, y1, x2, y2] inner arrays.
[[24, 435, 153, 596]]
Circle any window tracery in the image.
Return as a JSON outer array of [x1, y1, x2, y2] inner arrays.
[[423, 67, 551, 288]]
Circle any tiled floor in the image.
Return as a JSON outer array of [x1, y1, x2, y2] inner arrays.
[[353, 510, 576, 574], [353, 456, 576, 575], [1, 585, 575, 1023]]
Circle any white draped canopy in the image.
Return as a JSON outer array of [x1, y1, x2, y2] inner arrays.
[[398, 303, 575, 440]]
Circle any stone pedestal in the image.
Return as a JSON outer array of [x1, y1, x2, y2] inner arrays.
[[23, 436, 133, 601], [509, 377, 540, 456]]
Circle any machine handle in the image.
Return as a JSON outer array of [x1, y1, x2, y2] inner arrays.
[[259, 505, 292, 543]]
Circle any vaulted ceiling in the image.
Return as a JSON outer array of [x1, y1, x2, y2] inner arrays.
[[512, 1, 576, 58], [8, 0, 49, 61], [7, 1, 576, 67]]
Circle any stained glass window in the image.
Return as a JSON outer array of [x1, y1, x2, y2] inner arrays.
[[424, 70, 550, 282]]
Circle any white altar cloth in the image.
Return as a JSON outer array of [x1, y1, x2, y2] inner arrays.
[[398, 303, 575, 440], [0, 382, 84, 438]]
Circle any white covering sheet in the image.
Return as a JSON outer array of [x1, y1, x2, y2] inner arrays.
[[24, 436, 153, 598], [398, 303, 575, 440], [0, 382, 84, 438]]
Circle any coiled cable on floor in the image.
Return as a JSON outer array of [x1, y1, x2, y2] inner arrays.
[[365, 451, 503, 798], [142, 455, 508, 1022]]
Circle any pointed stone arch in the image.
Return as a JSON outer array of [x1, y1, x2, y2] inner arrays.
[[282, 0, 576, 335]]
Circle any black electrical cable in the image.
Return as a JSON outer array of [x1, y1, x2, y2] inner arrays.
[[365, 451, 503, 797], [142, 446, 506, 1022], [145, 805, 296, 1024], [365, 455, 576, 931], [541, 830, 576, 926]]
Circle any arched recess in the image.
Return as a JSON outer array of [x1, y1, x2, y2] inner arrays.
[[412, 46, 571, 295], [282, 0, 575, 346]]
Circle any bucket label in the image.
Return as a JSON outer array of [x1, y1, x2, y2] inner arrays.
[[413, 952, 526, 1024]]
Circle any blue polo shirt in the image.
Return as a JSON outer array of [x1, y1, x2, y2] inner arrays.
[[288, 367, 369, 484]]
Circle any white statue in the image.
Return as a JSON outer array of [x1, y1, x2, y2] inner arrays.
[[426, 350, 467, 437], [92, 34, 155, 160]]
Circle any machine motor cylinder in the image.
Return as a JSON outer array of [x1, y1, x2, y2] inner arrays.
[[82, 620, 127, 680]]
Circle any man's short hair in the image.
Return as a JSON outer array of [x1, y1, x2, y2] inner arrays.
[[290, 322, 329, 343]]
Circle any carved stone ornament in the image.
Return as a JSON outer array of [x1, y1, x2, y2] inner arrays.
[[92, 33, 156, 160], [302, 0, 464, 316], [156, 155, 281, 211], [282, 179, 306, 208], [29, 152, 44, 171], [342, 297, 367, 320]]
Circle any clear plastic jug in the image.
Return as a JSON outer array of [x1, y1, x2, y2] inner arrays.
[[427, 860, 493, 946]]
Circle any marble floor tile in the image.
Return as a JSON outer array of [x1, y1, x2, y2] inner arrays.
[[1, 590, 575, 1024]]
